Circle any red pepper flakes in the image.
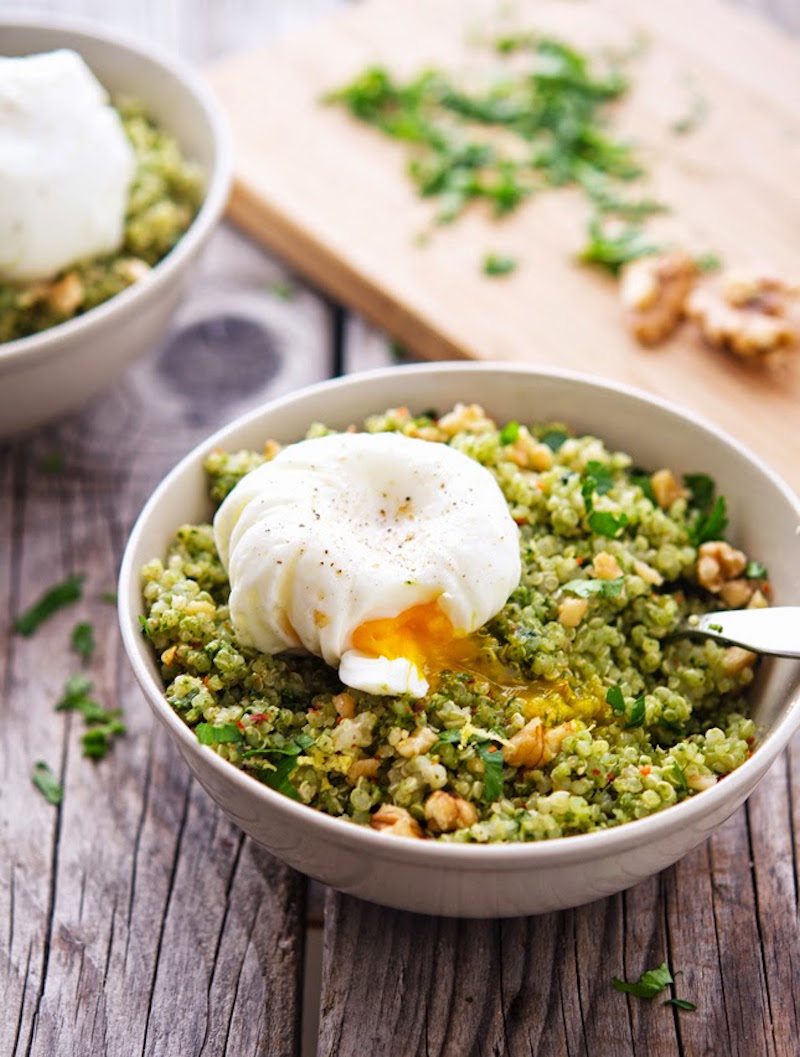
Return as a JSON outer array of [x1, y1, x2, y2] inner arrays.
[[514, 515, 528, 526], [763, 582, 772, 597], [640, 765, 651, 776], [486, 745, 498, 753], [249, 712, 268, 724], [576, 556, 586, 566], [236, 719, 245, 731], [591, 768, 601, 777], [606, 773, 616, 784]]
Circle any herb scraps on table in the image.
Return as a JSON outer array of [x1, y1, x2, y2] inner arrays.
[[56, 674, 126, 761], [31, 761, 63, 806], [13, 573, 85, 636], [70, 620, 96, 662], [326, 34, 673, 274], [612, 962, 696, 1011]]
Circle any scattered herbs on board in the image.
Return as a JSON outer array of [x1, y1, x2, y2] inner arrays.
[[612, 962, 696, 1011], [31, 761, 63, 806]]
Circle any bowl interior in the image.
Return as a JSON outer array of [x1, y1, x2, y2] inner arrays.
[[123, 364, 800, 755], [2, 23, 217, 170]]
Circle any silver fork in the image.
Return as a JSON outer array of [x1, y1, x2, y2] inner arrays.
[[680, 607, 800, 658]]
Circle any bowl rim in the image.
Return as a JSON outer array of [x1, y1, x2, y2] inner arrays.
[[119, 361, 800, 868], [0, 13, 232, 369]]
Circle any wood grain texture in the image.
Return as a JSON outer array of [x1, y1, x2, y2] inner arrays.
[[212, 0, 800, 490], [0, 227, 334, 1057]]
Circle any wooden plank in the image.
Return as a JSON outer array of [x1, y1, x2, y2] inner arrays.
[[0, 227, 333, 1057], [211, 0, 800, 490]]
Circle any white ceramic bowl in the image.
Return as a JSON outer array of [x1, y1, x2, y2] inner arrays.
[[0, 18, 232, 437], [119, 363, 800, 918]]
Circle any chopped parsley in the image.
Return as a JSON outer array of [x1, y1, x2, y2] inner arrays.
[[266, 278, 296, 301], [476, 743, 504, 802], [630, 470, 656, 503], [613, 962, 673, 999], [612, 963, 696, 1011], [684, 474, 728, 545], [605, 684, 645, 726], [539, 428, 569, 452], [695, 251, 722, 273], [257, 754, 301, 799], [588, 510, 628, 538], [13, 573, 85, 636], [499, 420, 521, 445], [32, 761, 63, 806], [70, 621, 96, 661], [483, 253, 517, 277], [195, 722, 243, 745], [56, 675, 126, 759], [671, 760, 689, 790], [708, 622, 724, 633], [580, 217, 661, 274], [563, 576, 624, 599], [745, 560, 768, 580], [606, 686, 626, 714], [626, 694, 646, 728]]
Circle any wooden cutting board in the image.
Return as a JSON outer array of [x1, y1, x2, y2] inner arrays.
[[209, 0, 800, 489]]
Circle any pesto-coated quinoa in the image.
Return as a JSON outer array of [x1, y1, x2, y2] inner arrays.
[[0, 99, 203, 342], [140, 405, 768, 843]]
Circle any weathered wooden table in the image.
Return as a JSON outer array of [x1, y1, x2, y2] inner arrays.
[[2, 3, 798, 1055]]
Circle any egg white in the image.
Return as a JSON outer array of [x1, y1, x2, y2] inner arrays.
[[214, 431, 521, 696]]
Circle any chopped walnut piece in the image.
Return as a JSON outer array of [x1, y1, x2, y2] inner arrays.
[[437, 403, 494, 437], [593, 552, 622, 580], [395, 726, 437, 758], [719, 579, 754, 609], [424, 791, 478, 833], [333, 692, 356, 719], [633, 559, 663, 586], [650, 469, 687, 510], [115, 257, 151, 284], [722, 646, 757, 674], [620, 251, 698, 345], [686, 271, 799, 364], [541, 720, 578, 766], [506, 427, 553, 471], [503, 717, 545, 768], [558, 597, 589, 628], [48, 272, 84, 316], [263, 439, 282, 460], [347, 758, 381, 785], [748, 589, 769, 610], [370, 804, 422, 838], [696, 541, 747, 593]]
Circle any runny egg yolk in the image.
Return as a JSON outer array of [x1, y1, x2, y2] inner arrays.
[[351, 601, 479, 682], [351, 600, 607, 723]]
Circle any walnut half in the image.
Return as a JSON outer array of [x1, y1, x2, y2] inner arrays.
[[620, 251, 698, 345]]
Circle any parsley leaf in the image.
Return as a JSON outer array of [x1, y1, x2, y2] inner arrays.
[[683, 473, 715, 511], [82, 720, 126, 760], [670, 760, 689, 790], [540, 428, 569, 452], [580, 218, 661, 275], [499, 420, 521, 445], [665, 998, 697, 1012], [70, 621, 96, 661], [195, 722, 243, 746], [745, 560, 768, 580], [563, 576, 624, 599], [588, 510, 628, 537], [584, 460, 615, 496], [14, 574, 85, 636], [625, 694, 646, 728], [690, 496, 728, 546], [483, 253, 517, 277], [241, 734, 314, 759], [256, 754, 301, 800], [630, 471, 655, 503], [606, 686, 626, 714], [476, 743, 504, 802], [55, 675, 126, 758], [32, 761, 63, 805], [612, 962, 673, 999]]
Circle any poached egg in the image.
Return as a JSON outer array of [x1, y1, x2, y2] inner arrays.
[[214, 431, 521, 697], [0, 49, 135, 282]]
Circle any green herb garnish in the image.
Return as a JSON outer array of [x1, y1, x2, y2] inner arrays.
[[580, 217, 661, 274], [256, 754, 301, 800], [32, 761, 63, 805], [745, 560, 768, 580], [613, 962, 673, 999], [56, 675, 126, 758], [588, 510, 628, 538], [266, 278, 296, 301], [195, 722, 243, 746], [13, 573, 85, 636], [499, 420, 521, 445], [670, 760, 689, 790], [81, 721, 126, 760], [708, 622, 723, 633], [606, 686, 626, 714], [690, 495, 728, 546], [70, 621, 96, 661], [476, 742, 505, 802], [695, 252, 722, 273], [683, 473, 715, 510], [483, 254, 517, 277], [563, 576, 624, 599], [540, 428, 569, 452], [665, 998, 697, 1011], [630, 471, 656, 503], [625, 694, 646, 728]]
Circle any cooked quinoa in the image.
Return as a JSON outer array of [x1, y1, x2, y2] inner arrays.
[[0, 98, 203, 343], [140, 405, 768, 843]]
